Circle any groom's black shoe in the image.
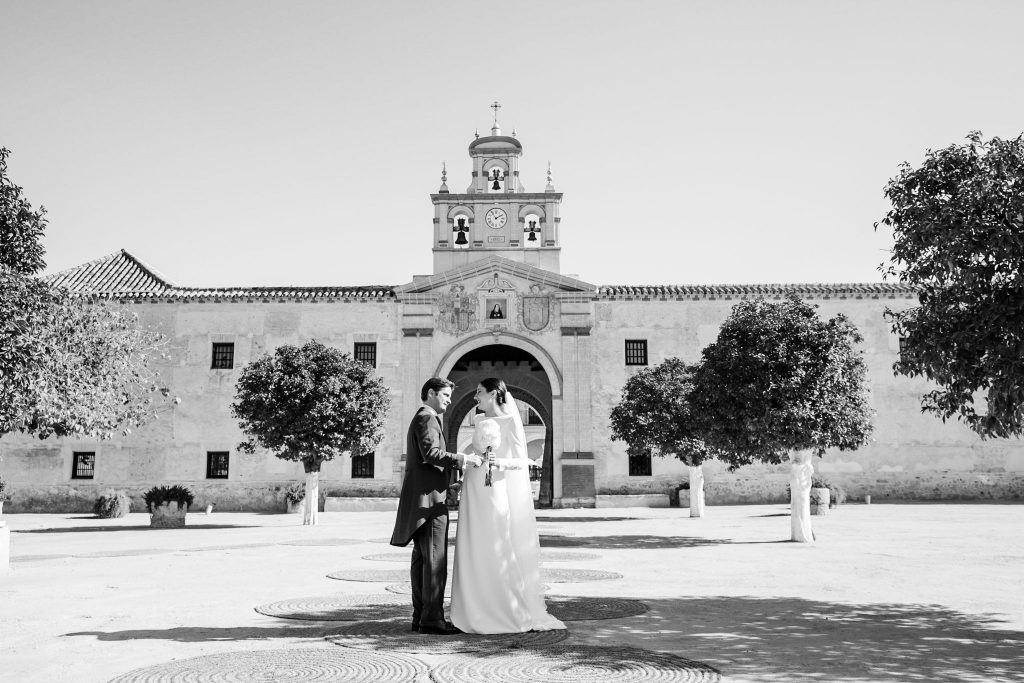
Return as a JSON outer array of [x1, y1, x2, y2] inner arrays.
[[419, 621, 460, 635]]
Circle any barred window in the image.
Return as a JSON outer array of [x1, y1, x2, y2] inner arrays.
[[354, 342, 377, 368], [625, 339, 648, 366], [72, 452, 95, 479], [351, 452, 375, 479], [628, 451, 652, 477], [898, 336, 908, 357], [206, 451, 229, 479], [211, 342, 235, 369]]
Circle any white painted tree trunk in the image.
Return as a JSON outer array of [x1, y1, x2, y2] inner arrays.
[[688, 465, 705, 518], [303, 468, 320, 526], [789, 451, 814, 543]]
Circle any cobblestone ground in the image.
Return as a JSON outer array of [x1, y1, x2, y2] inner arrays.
[[1, 504, 1022, 682]]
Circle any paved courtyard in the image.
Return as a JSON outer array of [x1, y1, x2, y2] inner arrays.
[[1, 503, 1022, 682]]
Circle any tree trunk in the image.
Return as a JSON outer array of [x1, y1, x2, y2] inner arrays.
[[688, 465, 705, 518], [303, 459, 322, 526], [789, 450, 814, 542]]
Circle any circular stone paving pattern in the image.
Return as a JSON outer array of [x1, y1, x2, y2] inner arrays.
[[326, 619, 569, 655], [544, 596, 649, 621], [429, 645, 722, 682], [281, 538, 363, 547], [541, 568, 623, 583], [326, 568, 410, 582], [254, 593, 409, 621], [107, 646, 427, 683]]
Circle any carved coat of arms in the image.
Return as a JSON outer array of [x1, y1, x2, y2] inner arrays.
[[522, 284, 552, 331], [437, 284, 476, 334]]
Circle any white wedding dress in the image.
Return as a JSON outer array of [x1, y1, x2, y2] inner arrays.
[[450, 399, 565, 634]]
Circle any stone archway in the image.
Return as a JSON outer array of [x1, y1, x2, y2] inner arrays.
[[443, 344, 554, 507]]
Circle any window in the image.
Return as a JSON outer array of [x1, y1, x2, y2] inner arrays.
[[625, 339, 648, 366], [354, 342, 377, 368], [72, 452, 95, 479], [206, 451, 229, 479], [352, 452, 375, 479], [628, 451, 652, 477], [898, 336, 908, 358], [211, 342, 234, 369]]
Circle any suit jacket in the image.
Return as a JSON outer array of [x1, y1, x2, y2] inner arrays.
[[390, 407, 461, 546]]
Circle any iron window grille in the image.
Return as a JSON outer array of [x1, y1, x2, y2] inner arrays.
[[351, 452, 375, 479], [354, 342, 377, 368], [628, 451, 653, 477], [211, 342, 235, 369], [625, 339, 648, 366], [72, 452, 95, 479], [206, 451, 229, 479], [898, 336, 908, 358]]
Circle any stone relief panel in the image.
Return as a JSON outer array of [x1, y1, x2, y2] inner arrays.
[[435, 276, 561, 336]]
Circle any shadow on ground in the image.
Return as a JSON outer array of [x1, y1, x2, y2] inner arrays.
[[64, 624, 338, 642], [59, 593, 1023, 681], [592, 596, 1024, 682], [534, 516, 646, 523], [539, 535, 788, 549], [14, 524, 258, 533]]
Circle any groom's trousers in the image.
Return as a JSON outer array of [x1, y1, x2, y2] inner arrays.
[[410, 512, 449, 628]]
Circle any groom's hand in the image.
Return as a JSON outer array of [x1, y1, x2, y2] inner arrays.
[[458, 452, 483, 469]]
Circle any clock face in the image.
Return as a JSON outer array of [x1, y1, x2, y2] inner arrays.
[[485, 208, 507, 229]]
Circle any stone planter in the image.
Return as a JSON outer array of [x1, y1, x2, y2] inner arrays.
[[810, 487, 830, 516], [286, 499, 304, 514], [149, 501, 188, 528]]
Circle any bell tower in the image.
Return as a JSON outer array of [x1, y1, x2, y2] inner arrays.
[[431, 103, 563, 274]]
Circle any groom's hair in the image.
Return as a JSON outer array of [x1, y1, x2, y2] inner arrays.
[[480, 377, 508, 405], [421, 377, 455, 401]]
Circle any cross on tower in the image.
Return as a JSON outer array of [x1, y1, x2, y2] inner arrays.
[[490, 101, 501, 124]]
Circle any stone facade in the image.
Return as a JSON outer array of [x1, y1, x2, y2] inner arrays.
[[2, 126, 1023, 511]]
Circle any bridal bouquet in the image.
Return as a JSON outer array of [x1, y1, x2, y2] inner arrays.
[[477, 419, 501, 487]]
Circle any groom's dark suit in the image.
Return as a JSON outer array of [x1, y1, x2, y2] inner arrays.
[[390, 406, 461, 631]]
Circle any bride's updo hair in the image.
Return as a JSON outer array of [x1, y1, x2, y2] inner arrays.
[[480, 377, 507, 405]]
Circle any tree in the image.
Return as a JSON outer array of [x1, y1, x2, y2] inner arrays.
[[1, 147, 174, 440], [691, 296, 873, 540], [231, 340, 392, 525], [877, 131, 1024, 439], [609, 358, 718, 517], [0, 147, 47, 276]]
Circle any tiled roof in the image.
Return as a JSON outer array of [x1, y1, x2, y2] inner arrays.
[[598, 282, 917, 299], [46, 249, 175, 294], [45, 251, 395, 301]]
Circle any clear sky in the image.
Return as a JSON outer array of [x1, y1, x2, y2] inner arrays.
[[2, 0, 1022, 288]]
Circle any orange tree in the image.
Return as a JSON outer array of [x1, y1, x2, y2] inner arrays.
[[878, 131, 1024, 438], [231, 340, 392, 525], [2, 147, 174, 441]]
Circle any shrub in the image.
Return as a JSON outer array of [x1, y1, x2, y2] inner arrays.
[[93, 489, 132, 518], [143, 485, 194, 512], [283, 482, 305, 504], [0, 475, 9, 502]]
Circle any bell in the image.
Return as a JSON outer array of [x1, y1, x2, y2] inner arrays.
[[527, 230, 538, 242], [491, 169, 501, 190], [455, 230, 468, 246], [456, 217, 466, 229]]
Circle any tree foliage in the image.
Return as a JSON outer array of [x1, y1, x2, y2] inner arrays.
[[691, 295, 874, 469], [231, 340, 392, 472], [878, 131, 1024, 438], [1, 146, 174, 439], [609, 357, 718, 466], [0, 147, 47, 276]]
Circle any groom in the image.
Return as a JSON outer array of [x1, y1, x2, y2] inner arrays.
[[390, 377, 481, 635]]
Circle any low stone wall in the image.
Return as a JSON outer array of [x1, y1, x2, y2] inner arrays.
[[1, 481, 402, 513]]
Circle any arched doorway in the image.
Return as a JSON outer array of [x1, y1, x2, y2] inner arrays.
[[443, 344, 554, 507]]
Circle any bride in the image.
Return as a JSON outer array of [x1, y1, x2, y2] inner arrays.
[[450, 377, 565, 634]]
